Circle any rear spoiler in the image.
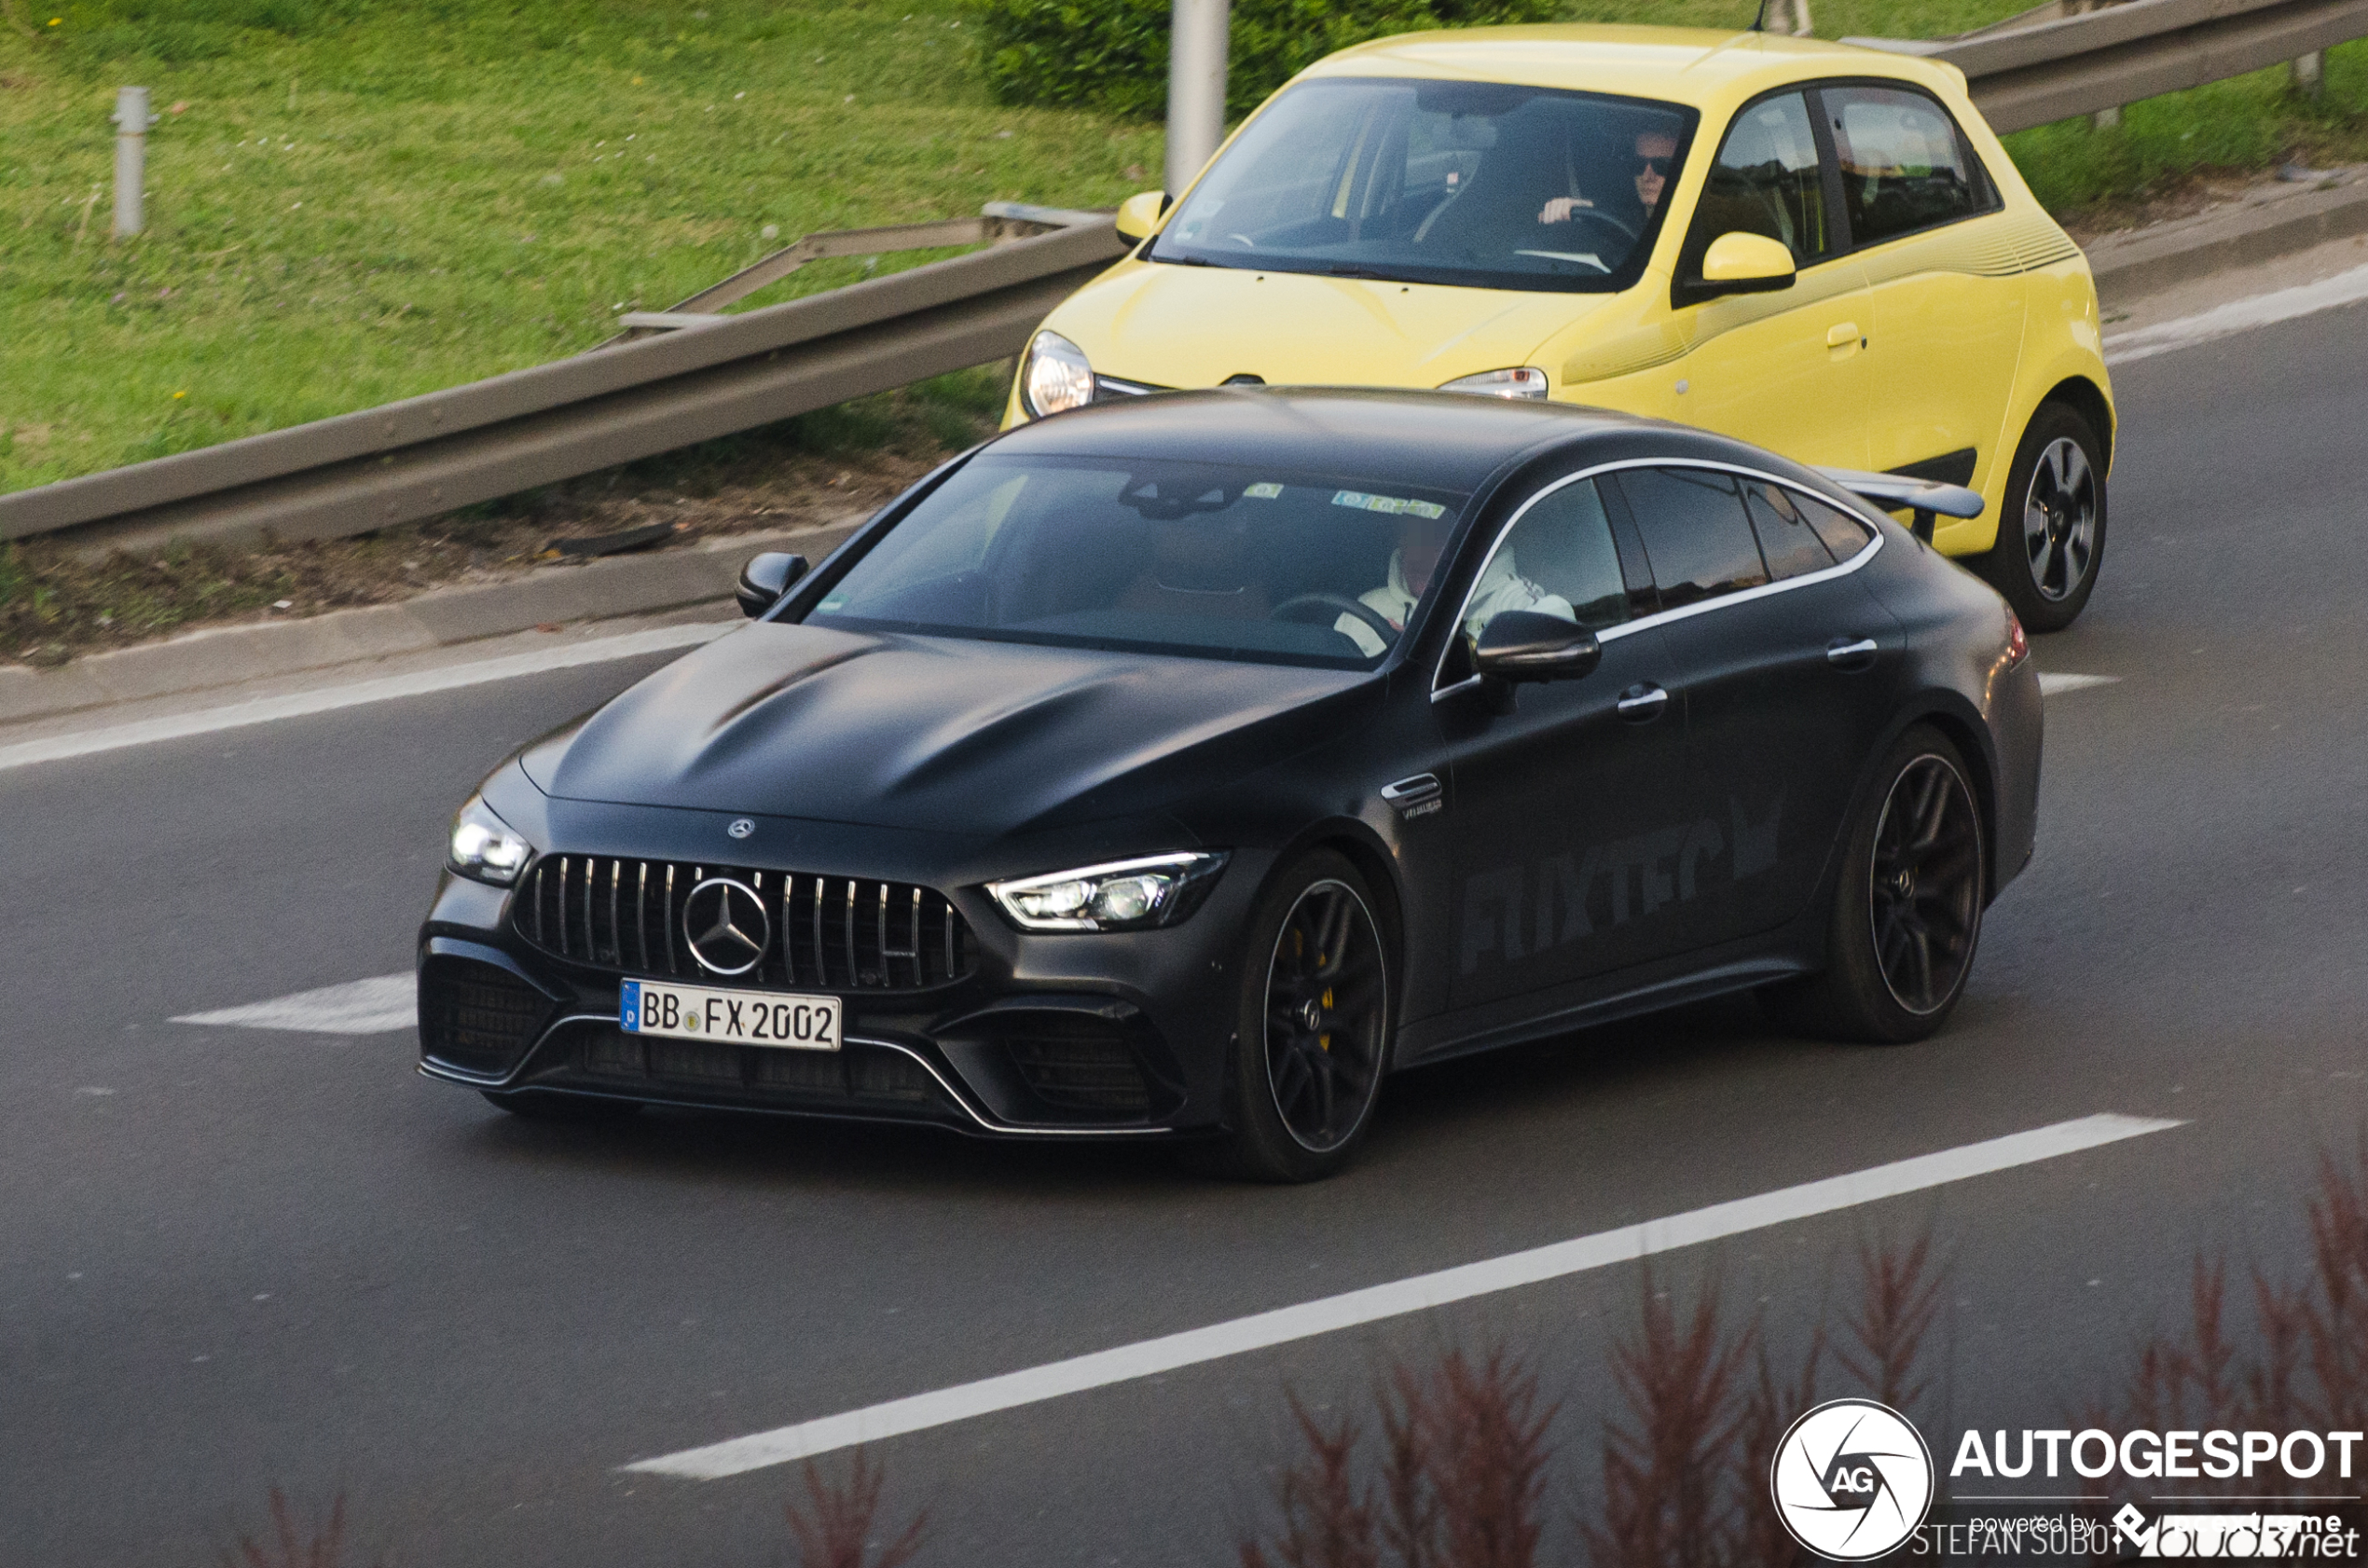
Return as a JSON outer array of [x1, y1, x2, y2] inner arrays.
[[1817, 468, 1984, 543]]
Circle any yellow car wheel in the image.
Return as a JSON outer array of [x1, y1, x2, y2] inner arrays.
[[1980, 404, 2108, 634]]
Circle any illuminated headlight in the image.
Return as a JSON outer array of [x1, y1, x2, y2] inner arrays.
[[989, 851, 1229, 932], [1438, 366, 1549, 400], [447, 794, 535, 886], [1021, 329, 1095, 419]]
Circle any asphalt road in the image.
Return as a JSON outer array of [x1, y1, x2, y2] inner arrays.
[[7, 293, 2368, 1567]]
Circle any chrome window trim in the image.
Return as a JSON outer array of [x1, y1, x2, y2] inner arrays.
[[1429, 456, 1884, 699]]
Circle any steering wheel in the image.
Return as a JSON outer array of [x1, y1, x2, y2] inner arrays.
[[1553, 208, 1639, 245], [1271, 592, 1398, 649]]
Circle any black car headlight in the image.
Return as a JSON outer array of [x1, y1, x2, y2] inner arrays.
[[988, 851, 1228, 932], [447, 794, 536, 886], [1020, 329, 1095, 419]]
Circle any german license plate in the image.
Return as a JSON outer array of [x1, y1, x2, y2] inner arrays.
[[620, 978, 840, 1052]]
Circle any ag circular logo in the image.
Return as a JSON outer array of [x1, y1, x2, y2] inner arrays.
[[682, 876, 770, 976], [1769, 1398, 1934, 1561], [726, 817, 756, 841]]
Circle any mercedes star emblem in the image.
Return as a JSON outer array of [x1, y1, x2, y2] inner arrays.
[[682, 876, 770, 976], [726, 817, 756, 840]]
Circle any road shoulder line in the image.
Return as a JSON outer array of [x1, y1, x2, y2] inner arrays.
[[626, 1112, 2182, 1482]]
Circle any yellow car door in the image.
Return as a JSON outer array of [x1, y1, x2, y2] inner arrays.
[[1661, 90, 1871, 470], [1821, 83, 2029, 492]]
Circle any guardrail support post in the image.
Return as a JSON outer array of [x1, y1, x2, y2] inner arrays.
[[1165, 0, 1229, 197], [111, 86, 148, 239], [2092, 104, 2121, 129], [2292, 48, 2325, 99]]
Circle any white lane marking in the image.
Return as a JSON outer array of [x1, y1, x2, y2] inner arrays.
[[2039, 672, 2120, 695], [173, 973, 415, 1035], [626, 1112, 2182, 1481], [2105, 260, 2368, 365], [0, 620, 734, 775]]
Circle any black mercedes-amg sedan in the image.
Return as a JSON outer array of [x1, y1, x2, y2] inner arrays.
[[418, 389, 2039, 1180]]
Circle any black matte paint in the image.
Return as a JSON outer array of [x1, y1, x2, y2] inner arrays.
[[419, 390, 2041, 1137]]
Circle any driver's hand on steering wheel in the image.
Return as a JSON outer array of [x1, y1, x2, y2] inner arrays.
[[1537, 196, 1594, 225]]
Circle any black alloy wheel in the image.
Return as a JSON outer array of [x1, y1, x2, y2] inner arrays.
[[1761, 725, 1986, 1045], [1981, 402, 2107, 633], [1869, 753, 1984, 1016], [1205, 850, 1392, 1182]]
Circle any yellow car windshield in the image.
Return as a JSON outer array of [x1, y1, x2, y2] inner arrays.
[[1151, 77, 1696, 294]]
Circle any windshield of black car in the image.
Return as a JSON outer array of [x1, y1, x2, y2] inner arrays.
[[1148, 78, 1695, 293], [803, 455, 1471, 668]]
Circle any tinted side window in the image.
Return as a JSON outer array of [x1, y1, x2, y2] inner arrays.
[[1795, 491, 1877, 558], [1487, 478, 1631, 632], [1824, 86, 1987, 246], [1616, 468, 1768, 609], [1742, 481, 1838, 580], [1679, 91, 1834, 283]]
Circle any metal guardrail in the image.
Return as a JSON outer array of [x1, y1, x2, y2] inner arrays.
[[6, 0, 2362, 557], [1856, 0, 2368, 131], [0, 211, 1124, 557]]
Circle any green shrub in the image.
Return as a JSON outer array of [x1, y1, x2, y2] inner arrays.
[[971, 0, 1561, 124]]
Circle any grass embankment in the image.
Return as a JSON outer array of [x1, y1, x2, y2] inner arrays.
[[0, 0, 1158, 493]]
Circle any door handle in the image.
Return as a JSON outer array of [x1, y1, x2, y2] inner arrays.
[[1826, 636, 1880, 670], [1617, 682, 1670, 722], [1826, 321, 1862, 349]]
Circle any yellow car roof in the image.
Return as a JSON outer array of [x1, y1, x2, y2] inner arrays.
[[1301, 24, 1963, 106]]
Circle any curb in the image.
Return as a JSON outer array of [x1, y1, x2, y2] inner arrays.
[[2087, 169, 2368, 302], [0, 515, 863, 729]]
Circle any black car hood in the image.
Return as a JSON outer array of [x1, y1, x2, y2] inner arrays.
[[522, 623, 1371, 835]]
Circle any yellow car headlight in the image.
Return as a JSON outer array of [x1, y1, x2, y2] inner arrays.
[[1021, 330, 1095, 419], [1438, 366, 1549, 400]]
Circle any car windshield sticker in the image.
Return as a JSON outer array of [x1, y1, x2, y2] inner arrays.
[[1332, 490, 1445, 519], [1243, 482, 1284, 500]]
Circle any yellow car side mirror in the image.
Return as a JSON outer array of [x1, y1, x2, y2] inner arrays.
[[1699, 231, 1797, 296], [1115, 189, 1169, 244]]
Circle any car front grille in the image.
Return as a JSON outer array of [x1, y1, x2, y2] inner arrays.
[[1006, 1034, 1152, 1115], [418, 959, 551, 1077], [516, 856, 975, 992]]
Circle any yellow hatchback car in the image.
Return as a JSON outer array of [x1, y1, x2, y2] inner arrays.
[[1009, 26, 2113, 629]]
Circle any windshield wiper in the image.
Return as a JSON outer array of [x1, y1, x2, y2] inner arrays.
[[1321, 264, 1403, 281]]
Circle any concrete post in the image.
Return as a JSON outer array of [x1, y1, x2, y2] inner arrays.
[[112, 86, 148, 239], [2293, 49, 2325, 99], [2093, 104, 2122, 130], [1165, 0, 1229, 197]]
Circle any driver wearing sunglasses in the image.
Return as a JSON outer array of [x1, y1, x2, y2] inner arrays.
[[1538, 130, 1682, 226]]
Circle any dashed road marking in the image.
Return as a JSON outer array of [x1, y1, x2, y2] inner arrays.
[[624, 1112, 2183, 1481], [2105, 260, 2368, 365], [2039, 672, 2120, 696], [0, 620, 734, 775], [173, 973, 414, 1035]]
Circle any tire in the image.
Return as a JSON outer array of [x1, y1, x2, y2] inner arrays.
[[1203, 851, 1393, 1183], [1978, 402, 2107, 633], [1761, 726, 1986, 1044], [480, 1089, 642, 1123]]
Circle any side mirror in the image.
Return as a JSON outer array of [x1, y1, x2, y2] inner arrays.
[[736, 552, 807, 619], [1696, 231, 1797, 298], [1114, 190, 1169, 244], [1472, 611, 1602, 682]]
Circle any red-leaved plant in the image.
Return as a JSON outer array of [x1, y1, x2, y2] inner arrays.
[[785, 1450, 929, 1568], [1239, 1233, 1947, 1568]]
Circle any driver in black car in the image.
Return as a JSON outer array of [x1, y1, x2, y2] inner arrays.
[[1333, 513, 1572, 658]]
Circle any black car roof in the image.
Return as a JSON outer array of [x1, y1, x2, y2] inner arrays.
[[990, 387, 1683, 495]]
